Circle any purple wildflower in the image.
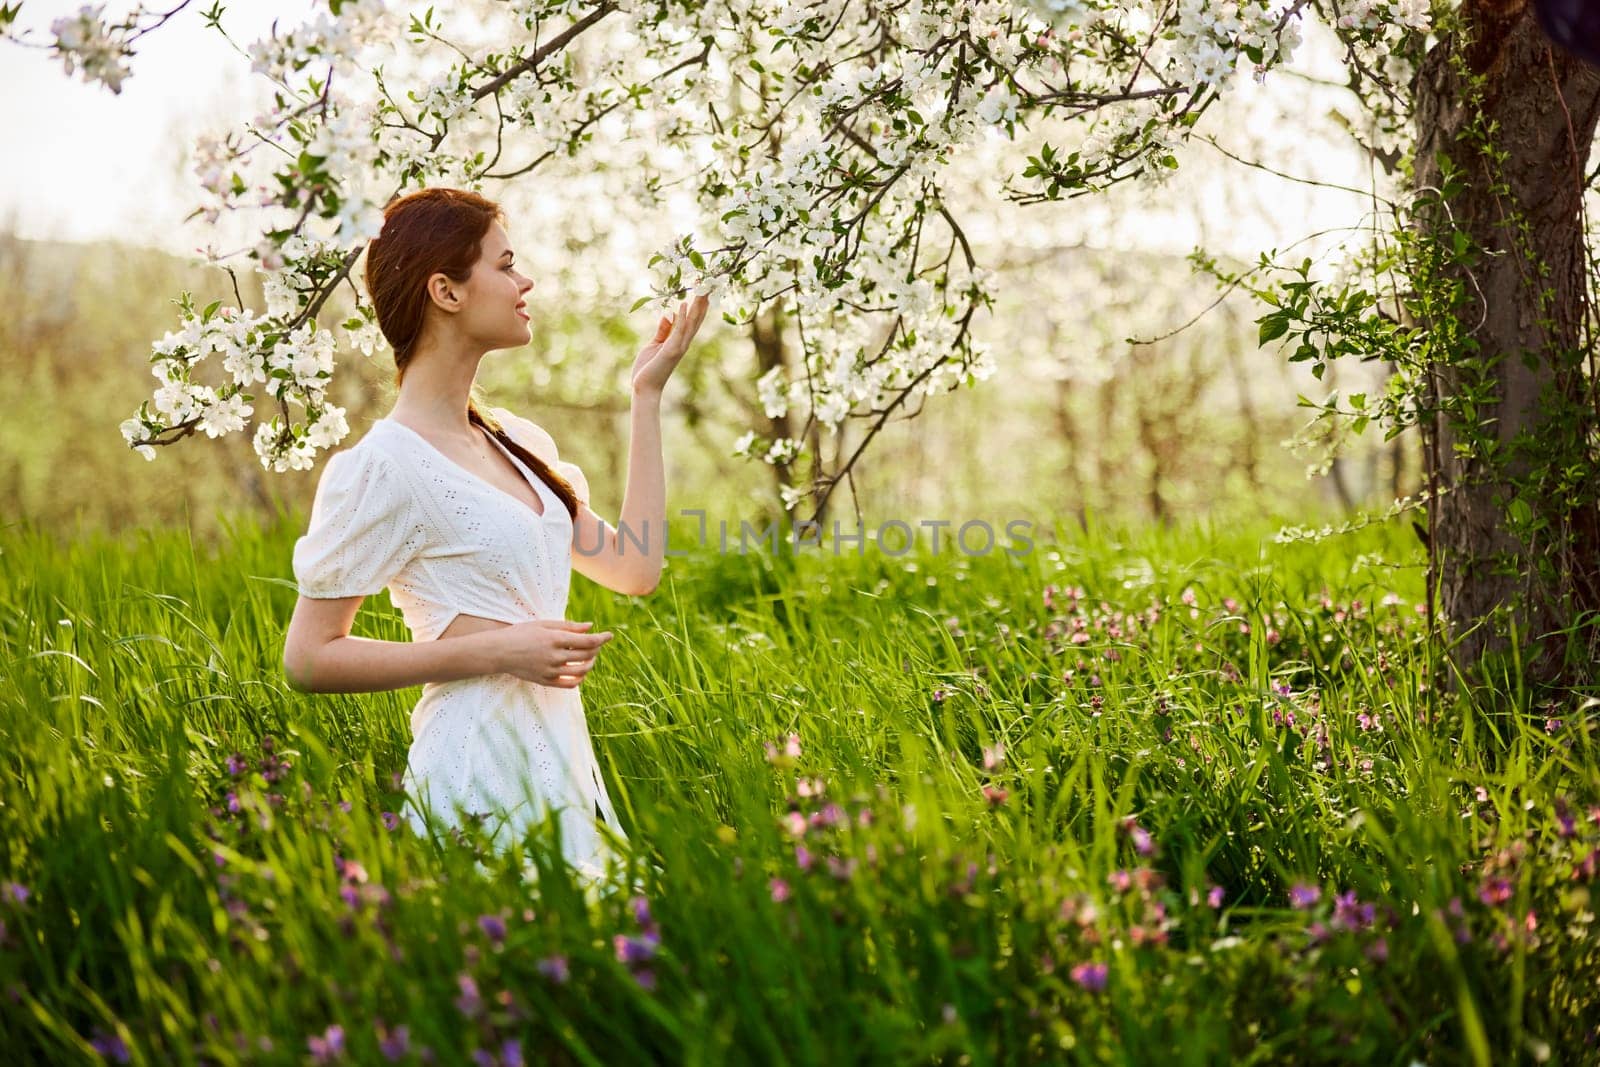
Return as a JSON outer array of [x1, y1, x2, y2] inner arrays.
[[225, 753, 248, 776], [3, 882, 30, 905], [381, 811, 401, 831], [1122, 818, 1153, 856], [501, 1038, 524, 1067], [795, 844, 814, 872], [307, 1024, 345, 1063], [537, 955, 569, 983], [1332, 890, 1375, 932], [471, 1050, 494, 1067], [1070, 962, 1108, 993], [89, 1029, 130, 1063], [1288, 882, 1321, 909], [478, 914, 507, 945], [1555, 797, 1577, 839], [454, 973, 482, 1018], [630, 895, 653, 930], [811, 803, 846, 829], [375, 1022, 410, 1062], [1478, 878, 1513, 907], [633, 967, 657, 991], [1207, 885, 1225, 909], [769, 878, 791, 903], [614, 934, 657, 965]]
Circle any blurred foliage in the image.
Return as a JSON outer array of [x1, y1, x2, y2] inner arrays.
[[0, 229, 1417, 547]]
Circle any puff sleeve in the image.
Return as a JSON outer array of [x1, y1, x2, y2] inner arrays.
[[492, 406, 591, 508], [292, 447, 422, 598]]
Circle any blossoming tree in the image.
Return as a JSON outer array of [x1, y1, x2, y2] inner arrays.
[[8, 0, 1598, 684]]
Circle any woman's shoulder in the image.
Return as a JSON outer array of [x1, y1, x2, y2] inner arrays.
[[490, 406, 592, 508], [311, 427, 411, 502], [489, 406, 560, 462]]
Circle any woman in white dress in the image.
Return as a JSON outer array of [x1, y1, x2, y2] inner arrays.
[[281, 187, 709, 891]]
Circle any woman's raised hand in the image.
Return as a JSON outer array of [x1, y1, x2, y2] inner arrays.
[[631, 293, 710, 398], [488, 619, 614, 688]]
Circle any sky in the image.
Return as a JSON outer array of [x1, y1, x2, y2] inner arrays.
[[0, 0, 317, 252], [0, 1, 1374, 265]]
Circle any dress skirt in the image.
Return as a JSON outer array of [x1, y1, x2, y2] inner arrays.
[[398, 671, 629, 888]]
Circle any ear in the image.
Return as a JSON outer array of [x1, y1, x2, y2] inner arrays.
[[427, 272, 461, 313]]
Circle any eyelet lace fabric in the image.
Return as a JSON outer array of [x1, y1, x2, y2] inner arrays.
[[291, 406, 628, 887]]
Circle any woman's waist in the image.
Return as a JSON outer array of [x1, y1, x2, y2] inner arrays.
[[410, 673, 583, 746], [416, 670, 585, 704]]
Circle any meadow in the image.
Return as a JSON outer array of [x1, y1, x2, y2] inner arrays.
[[0, 508, 1595, 1064]]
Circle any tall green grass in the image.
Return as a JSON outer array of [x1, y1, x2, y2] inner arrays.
[[0, 509, 1594, 1064]]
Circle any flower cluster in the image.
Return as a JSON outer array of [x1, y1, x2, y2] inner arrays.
[[46, 4, 134, 93], [119, 288, 349, 471]]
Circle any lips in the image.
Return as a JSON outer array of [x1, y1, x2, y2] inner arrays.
[[515, 303, 529, 320]]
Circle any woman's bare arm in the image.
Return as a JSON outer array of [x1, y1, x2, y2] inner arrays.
[[570, 390, 665, 597], [282, 594, 500, 694], [570, 294, 710, 596]]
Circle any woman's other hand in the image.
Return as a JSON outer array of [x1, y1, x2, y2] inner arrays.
[[631, 293, 710, 398], [487, 619, 614, 688]]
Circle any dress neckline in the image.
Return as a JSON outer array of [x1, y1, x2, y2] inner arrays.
[[377, 418, 551, 522]]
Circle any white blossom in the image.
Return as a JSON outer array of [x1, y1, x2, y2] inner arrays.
[[756, 365, 790, 420], [199, 393, 253, 439]]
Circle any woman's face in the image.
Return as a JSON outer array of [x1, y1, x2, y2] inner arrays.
[[431, 220, 534, 351]]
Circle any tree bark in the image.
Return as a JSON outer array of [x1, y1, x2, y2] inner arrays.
[[751, 298, 798, 519], [1412, 0, 1600, 689]]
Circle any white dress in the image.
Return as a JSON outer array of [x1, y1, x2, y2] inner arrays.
[[291, 406, 629, 887]]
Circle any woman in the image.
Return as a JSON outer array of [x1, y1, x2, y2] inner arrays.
[[281, 187, 709, 891]]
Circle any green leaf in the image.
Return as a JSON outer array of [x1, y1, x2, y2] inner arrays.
[[1258, 313, 1290, 345]]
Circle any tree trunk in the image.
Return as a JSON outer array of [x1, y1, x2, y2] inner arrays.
[[751, 298, 796, 521], [1412, 0, 1600, 689]]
